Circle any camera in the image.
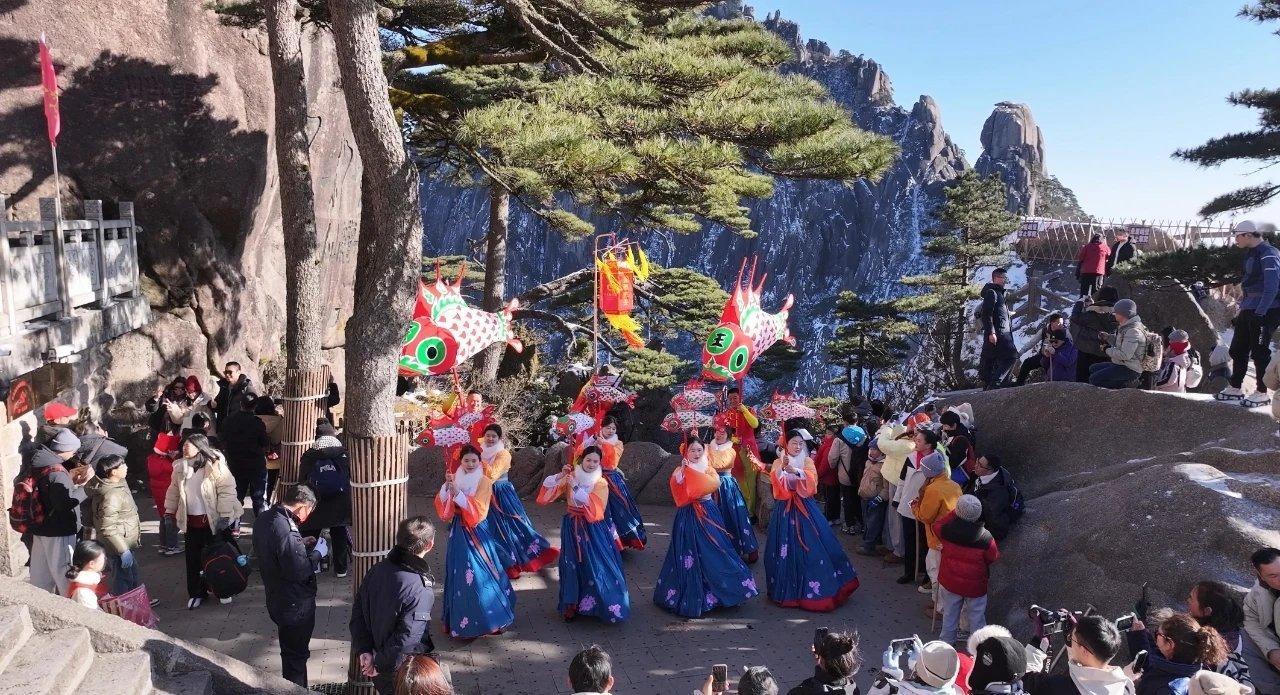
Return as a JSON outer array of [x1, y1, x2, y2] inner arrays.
[[1114, 613, 1138, 632], [876, 636, 924, 681]]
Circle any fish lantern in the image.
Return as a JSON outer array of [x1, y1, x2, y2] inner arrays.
[[399, 266, 523, 376], [761, 392, 818, 423], [700, 258, 795, 382], [597, 246, 650, 349]]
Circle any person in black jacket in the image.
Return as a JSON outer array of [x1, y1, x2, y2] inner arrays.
[[1070, 287, 1121, 382], [978, 268, 1017, 390], [963, 455, 1021, 541], [25, 428, 83, 596], [213, 362, 256, 426], [299, 420, 352, 577], [1107, 232, 1137, 277], [351, 516, 437, 695], [788, 631, 860, 695], [252, 484, 327, 687], [220, 393, 270, 516]]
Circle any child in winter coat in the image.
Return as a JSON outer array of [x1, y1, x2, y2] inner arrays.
[[65, 539, 108, 610], [146, 427, 182, 555], [1263, 333, 1280, 422], [1156, 329, 1194, 393]]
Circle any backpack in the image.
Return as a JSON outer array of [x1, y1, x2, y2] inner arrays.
[[308, 457, 349, 500], [1139, 330, 1164, 373], [7, 464, 64, 535], [1007, 476, 1026, 522], [201, 537, 252, 599], [1185, 349, 1204, 389]]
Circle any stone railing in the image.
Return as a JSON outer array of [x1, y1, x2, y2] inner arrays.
[[0, 195, 141, 337]]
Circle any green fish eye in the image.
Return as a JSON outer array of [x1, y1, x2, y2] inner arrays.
[[706, 327, 734, 356], [417, 337, 448, 367], [729, 346, 749, 373]]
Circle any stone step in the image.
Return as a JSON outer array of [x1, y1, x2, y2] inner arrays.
[[76, 652, 153, 695], [151, 671, 213, 695], [0, 626, 94, 695], [0, 605, 33, 675]]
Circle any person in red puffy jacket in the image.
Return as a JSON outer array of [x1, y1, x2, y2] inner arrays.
[[813, 426, 841, 523], [146, 427, 182, 555], [1076, 234, 1112, 298], [933, 495, 1000, 646]]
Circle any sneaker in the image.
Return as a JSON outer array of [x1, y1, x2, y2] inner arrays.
[[841, 525, 859, 536], [219, 597, 232, 605], [896, 575, 916, 585], [918, 581, 933, 594], [187, 598, 202, 610], [149, 598, 160, 607], [1244, 392, 1273, 407], [336, 571, 349, 578], [882, 555, 903, 565], [159, 546, 183, 556], [1216, 386, 1245, 401]]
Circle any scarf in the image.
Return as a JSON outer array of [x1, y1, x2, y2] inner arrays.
[[572, 465, 602, 496], [454, 465, 484, 497], [711, 439, 734, 453], [597, 433, 620, 447], [480, 441, 505, 463], [786, 450, 807, 474]]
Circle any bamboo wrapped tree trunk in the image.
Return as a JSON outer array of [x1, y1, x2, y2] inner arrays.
[[278, 366, 330, 497]]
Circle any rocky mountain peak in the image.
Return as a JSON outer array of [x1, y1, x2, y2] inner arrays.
[[975, 101, 1045, 215]]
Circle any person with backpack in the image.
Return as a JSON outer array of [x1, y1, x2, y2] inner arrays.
[[298, 419, 351, 578], [220, 392, 271, 517], [1071, 287, 1122, 382], [350, 516, 437, 695], [962, 455, 1023, 541], [1089, 299, 1148, 389], [253, 484, 327, 687], [828, 405, 869, 536], [164, 433, 241, 609], [940, 411, 976, 487], [14, 428, 83, 595]]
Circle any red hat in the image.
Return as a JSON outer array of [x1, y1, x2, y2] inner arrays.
[[43, 402, 77, 420]]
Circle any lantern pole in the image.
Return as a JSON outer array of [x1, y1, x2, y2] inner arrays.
[[592, 233, 617, 371]]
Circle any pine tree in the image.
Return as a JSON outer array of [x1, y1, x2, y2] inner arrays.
[[1174, 1, 1280, 216], [1119, 232, 1280, 288], [825, 292, 915, 400], [898, 171, 1018, 388]]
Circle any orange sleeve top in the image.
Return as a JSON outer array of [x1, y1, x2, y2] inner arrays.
[[482, 449, 512, 481], [670, 465, 721, 508], [599, 441, 624, 471], [707, 446, 737, 473], [771, 458, 817, 502], [434, 475, 494, 529], [535, 472, 607, 522]]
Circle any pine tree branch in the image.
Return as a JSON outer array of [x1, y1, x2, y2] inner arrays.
[[516, 269, 593, 304], [511, 308, 624, 358]]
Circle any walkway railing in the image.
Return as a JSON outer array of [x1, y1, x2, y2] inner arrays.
[[1015, 216, 1237, 262], [0, 195, 141, 337]]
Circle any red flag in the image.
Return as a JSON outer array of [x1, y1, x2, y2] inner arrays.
[[39, 33, 59, 146]]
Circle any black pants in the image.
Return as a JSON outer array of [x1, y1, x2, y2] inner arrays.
[[1076, 351, 1107, 382], [232, 466, 267, 516], [277, 611, 315, 687], [840, 484, 862, 527], [1079, 273, 1101, 297], [323, 526, 352, 575], [1014, 357, 1042, 385], [979, 336, 1017, 389], [819, 484, 842, 521], [184, 522, 214, 599], [1230, 308, 1280, 391], [900, 515, 926, 581]]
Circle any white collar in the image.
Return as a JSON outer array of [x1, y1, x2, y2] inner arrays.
[[455, 466, 484, 496], [711, 439, 734, 453], [480, 441, 505, 462], [573, 465, 602, 493], [73, 569, 102, 584], [597, 433, 619, 446], [683, 452, 709, 473], [979, 471, 999, 485], [787, 451, 807, 473]]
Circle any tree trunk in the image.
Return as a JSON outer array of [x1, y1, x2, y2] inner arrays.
[[264, 0, 328, 495], [327, 2, 419, 690], [855, 335, 865, 398], [949, 308, 966, 387], [845, 357, 855, 402], [475, 185, 509, 383]]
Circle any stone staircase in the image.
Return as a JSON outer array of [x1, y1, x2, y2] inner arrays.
[[0, 604, 212, 695]]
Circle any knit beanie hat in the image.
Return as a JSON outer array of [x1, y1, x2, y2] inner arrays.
[[1169, 329, 1189, 343], [49, 428, 81, 453], [919, 451, 947, 478], [1113, 299, 1137, 317], [1188, 670, 1250, 695], [315, 419, 338, 438], [916, 641, 960, 688], [969, 636, 1028, 691], [956, 494, 984, 522]]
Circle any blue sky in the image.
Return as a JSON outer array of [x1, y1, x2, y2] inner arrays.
[[752, 1, 1280, 224]]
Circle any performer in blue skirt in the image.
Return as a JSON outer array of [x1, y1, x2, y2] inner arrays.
[[480, 424, 559, 578], [765, 430, 859, 612], [654, 434, 758, 618], [707, 420, 759, 564], [594, 416, 647, 550], [536, 445, 630, 623], [435, 445, 516, 639]]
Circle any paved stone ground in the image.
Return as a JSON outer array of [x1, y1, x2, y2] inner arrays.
[[128, 494, 934, 694]]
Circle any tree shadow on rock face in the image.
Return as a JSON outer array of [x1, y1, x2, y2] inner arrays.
[[0, 46, 269, 367]]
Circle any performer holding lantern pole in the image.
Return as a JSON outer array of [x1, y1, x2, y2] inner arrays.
[[594, 415, 647, 551], [479, 423, 558, 578], [707, 417, 759, 564]]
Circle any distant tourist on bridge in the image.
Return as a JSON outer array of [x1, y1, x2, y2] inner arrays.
[[1076, 233, 1112, 298], [1107, 230, 1138, 277], [1216, 221, 1279, 408]]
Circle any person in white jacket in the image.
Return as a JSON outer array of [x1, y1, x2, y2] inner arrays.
[[1243, 548, 1280, 695], [1023, 614, 1135, 695]]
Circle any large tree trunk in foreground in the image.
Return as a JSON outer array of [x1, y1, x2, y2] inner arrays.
[[475, 184, 509, 384], [327, 1, 419, 690], [265, 0, 329, 496]]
